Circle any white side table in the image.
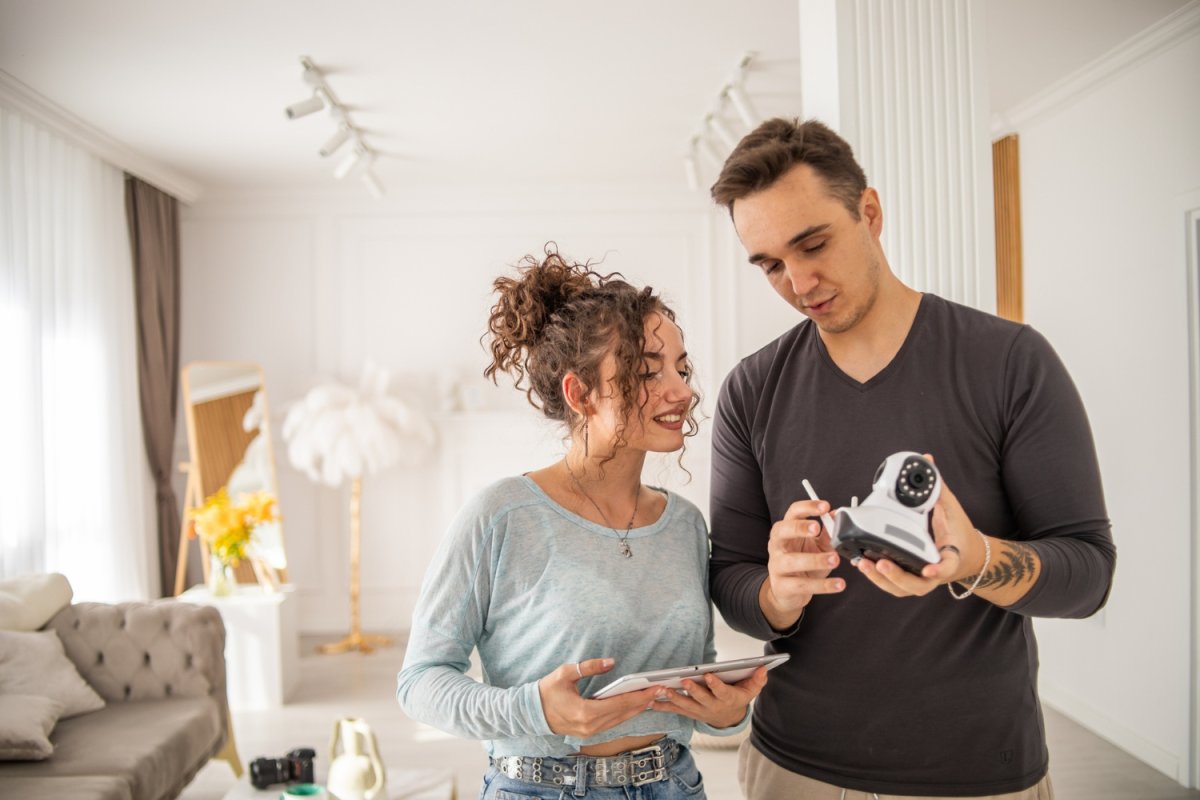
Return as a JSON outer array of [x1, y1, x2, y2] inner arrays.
[[221, 768, 456, 799], [180, 584, 300, 711]]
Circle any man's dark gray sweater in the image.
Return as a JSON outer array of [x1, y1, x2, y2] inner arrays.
[[710, 293, 1115, 796]]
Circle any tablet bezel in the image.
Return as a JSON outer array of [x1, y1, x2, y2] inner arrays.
[[589, 653, 790, 699]]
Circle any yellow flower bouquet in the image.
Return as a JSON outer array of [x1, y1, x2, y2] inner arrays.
[[188, 489, 280, 594]]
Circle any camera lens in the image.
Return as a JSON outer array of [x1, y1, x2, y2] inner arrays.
[[249, 757, 287, 789], [895, 455, 937, 507]]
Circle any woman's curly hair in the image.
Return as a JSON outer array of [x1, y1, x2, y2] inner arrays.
[[484, 244, 699, 458]]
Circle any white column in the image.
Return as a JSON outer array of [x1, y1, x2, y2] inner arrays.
[[798, 0, 996, 312]]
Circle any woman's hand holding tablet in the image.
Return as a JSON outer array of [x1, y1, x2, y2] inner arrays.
[[589, 653, 789, 699]]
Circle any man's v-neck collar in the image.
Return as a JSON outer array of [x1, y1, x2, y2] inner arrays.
[[810, 293, 931, 392]]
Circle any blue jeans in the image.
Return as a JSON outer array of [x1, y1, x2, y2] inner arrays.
[[478, 747, 706, 800]]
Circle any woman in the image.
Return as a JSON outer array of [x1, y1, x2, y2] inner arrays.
[[397, 247, 765, 799]]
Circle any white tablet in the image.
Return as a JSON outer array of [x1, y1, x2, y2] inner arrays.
[[590, 653, 790, 699]]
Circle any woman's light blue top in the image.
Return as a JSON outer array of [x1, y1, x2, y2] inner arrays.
[[396, 475, 747, 757]]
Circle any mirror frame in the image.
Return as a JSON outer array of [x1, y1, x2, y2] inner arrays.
[[176, 360, 288, 593]]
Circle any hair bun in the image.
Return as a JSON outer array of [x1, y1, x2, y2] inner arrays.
[[488, 245, 593, 349], [484, 244, 604, 401], [484, 245, 692, 439]]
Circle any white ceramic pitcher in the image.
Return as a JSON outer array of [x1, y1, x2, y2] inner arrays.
[[326, 717, 386, 800]]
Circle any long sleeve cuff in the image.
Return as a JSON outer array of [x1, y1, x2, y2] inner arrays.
[[522, 679, 554, 736], [1004, 533, 1115, 619], [695, 705, 752, 737], [714, 565, 803, 641]]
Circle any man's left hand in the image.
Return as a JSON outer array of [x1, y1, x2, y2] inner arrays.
[[855, 478, 985, 597]]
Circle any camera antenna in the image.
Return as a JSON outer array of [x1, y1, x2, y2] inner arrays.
[[802, 479, 838, 534]]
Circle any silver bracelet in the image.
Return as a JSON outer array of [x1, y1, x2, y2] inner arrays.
[[948, 530, 991, 600]]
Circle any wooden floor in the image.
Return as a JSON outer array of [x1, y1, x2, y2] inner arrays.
[[180, 630, 1199, 800]]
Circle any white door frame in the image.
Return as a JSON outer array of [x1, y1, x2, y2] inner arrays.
[[1183, 188, 1200, 789]]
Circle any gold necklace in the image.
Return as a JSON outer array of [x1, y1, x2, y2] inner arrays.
[[564, 461, 640, 558]]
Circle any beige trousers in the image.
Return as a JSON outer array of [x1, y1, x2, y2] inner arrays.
[[738, 739, 1055, 800]]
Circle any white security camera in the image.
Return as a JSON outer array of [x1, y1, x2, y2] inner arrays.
[[830, 451, 942, 573]]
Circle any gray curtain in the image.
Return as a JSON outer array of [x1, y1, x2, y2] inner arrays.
[[125, 175, 181, 597]]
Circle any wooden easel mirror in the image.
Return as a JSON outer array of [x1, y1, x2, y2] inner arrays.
[[174, 361, 288, 594]]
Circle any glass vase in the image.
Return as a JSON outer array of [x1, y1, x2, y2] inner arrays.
[[208, 555, 235, 597]]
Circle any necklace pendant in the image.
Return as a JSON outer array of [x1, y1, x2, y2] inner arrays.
[[620, 540, 633, 558]]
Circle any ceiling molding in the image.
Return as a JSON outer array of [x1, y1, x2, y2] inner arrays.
[[0, 69, 203, 204], [997, 0, 1200, 133]]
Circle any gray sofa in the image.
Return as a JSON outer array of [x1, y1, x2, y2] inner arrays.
[[0, 599, 239, 800]]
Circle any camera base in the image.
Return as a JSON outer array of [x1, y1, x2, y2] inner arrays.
[[317, 630, 394, 655]]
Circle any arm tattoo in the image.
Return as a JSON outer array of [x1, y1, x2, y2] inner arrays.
[[960, 541, 1038, 590]]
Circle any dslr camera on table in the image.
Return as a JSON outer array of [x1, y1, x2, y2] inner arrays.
[[250, 747, 318, 793]]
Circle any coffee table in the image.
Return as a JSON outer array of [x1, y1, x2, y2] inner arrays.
[[221, 768, 456, 799]]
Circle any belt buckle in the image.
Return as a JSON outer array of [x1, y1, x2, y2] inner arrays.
[[499, 757, 523, 780], [593, 757, 609, 785], [628, 744, 666, 786]]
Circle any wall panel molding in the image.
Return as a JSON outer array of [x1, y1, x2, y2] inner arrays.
[[182, 194, 715, 634]]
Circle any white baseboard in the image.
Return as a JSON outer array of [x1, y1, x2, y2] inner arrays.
[[1040, 681, 1187, 786]]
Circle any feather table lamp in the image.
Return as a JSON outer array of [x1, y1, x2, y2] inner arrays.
[[283, 362, 435, 654]]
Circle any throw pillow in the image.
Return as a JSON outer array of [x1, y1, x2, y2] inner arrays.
[[0, 630, 105, 718], [0, 694, 64, 760], [0, 573, 73, 631]]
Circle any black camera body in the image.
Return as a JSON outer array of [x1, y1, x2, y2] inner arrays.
[[249, 747, 316, 789]]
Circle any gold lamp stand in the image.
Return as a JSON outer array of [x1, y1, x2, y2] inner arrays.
[[318, 477, 394, 655]]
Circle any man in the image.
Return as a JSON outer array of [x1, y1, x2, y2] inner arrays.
[[708, 118, 1115, 799]]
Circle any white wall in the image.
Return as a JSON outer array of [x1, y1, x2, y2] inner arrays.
[[178, 185, 778, 634], [1013, 19, 1200, 785]]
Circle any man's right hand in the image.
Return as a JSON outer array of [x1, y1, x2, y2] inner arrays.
[[538, 658, 660, 739], [760, 499, 845, 630]]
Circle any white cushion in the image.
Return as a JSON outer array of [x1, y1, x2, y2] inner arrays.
[[0, 572, 73, 631], [0, 694, 64, 760], [0, 629, 105, 718]]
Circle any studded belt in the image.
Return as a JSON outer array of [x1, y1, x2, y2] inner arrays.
[[492, 738, 681, 788]]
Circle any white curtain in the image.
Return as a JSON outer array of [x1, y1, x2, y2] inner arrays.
[[0, 104, 153, 602]]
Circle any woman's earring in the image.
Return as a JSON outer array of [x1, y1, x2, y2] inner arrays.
[[583, 418, 589, 457]]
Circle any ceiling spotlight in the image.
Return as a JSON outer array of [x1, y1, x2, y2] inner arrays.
[[725, 84, 760, 129], [288, 55, 389, 191], [319, 125, 352, 157], [362, 170, 385, 198], [683, 152, 700, 192], [285, 93, 324, 120], [706, 114, 739, 149], [333, 146, 366, 179], [682, 52, 759, 184]]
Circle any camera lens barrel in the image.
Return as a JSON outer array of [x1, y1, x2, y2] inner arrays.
[[249, 757, 287, 789], [249, 749, 316, 789], [895, 455, 937, 507]]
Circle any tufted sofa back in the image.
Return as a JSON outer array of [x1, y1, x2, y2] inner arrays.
[[46, 601, 227, 705]]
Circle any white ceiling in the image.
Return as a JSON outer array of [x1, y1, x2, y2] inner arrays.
[[985, 0, 1190, 113], [0, 0, 1188, 197]]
